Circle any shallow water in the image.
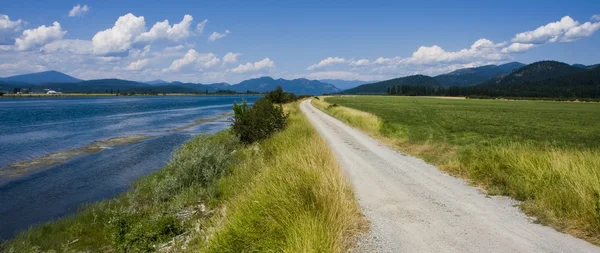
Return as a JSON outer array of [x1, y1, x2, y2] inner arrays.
[[0, 95, 257, 240]]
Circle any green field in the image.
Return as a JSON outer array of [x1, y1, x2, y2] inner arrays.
[[318, 96, 600, 244]]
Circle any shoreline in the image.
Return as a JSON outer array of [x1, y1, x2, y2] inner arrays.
[[0, 94, 263, 98]]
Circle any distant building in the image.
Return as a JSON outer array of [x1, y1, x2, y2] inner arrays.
[[46, 90, 62, 94]]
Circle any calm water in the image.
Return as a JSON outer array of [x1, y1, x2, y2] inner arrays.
[[0, 96, 257, 240]]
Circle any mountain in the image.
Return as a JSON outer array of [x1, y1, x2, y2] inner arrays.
[[231, 77, 340, 95], [146, 79, 169, 85], [433, 62, 525, 87], [483, 61, 583, 86], [1, 70, 82, 84], [343, 75, 439, 94], [0, 75, 339, 95], [461, 64, 600, 98], [318, 79, 370, 90], [573, 63, 600, 69]]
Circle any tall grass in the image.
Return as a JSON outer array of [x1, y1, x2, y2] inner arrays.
[[312, 98, 382, 135], [203, 103, 365, 252], [314, 96, 600, 244]]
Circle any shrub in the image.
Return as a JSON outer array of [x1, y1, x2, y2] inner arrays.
[[232, 98, 288, 144], [264, 86, 302, 104]]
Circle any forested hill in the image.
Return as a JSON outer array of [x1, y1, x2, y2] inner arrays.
[[385, 65, 600, 99], [433, 62, 524, 87], [466, 65, 600, 98], [343, 75, 439, 94], [481, 61, 584, 86], [343, 62, 524, 94]]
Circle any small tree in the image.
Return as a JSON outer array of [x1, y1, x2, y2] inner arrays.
[[231, 98, 287, 144]]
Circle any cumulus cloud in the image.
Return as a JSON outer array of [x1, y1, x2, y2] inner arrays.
[[511, 16, 600, 44], [501, 43, 536, 53], [349, 59, 370, 66], [593, 14, 600, 21], [92, 13, 146, 54], [163, 49, 220, 72], [232, 57, 275, 73], [42, 39, 93, 54], [208, 30, 230, 41], [306, 57, 346, 70], [303, 71, 380, 81], [222, 52, 240, 64], [196, 19, 208, 34], [408, 39, 506, 64], [0, 14, 24, 44], [129, 45, 151, 58], [68, 4, 89, 17], [135, 14, 193, 43], [125, 58, 149, 70], [15, 22, 67, 51]]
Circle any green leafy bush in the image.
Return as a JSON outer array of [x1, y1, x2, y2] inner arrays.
[[232, 98, 288, 144]]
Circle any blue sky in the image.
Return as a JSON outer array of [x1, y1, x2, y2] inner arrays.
[[1, 0, 599, 83]]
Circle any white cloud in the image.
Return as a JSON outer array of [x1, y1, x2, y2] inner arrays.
[[562, 21, 600, 42], [222, 52, 240, 64], [501, 43, 536, 53], [593, 14, 600, 21], [349, 59, 370, 66], [196, 19, 208, 34], [135, 14, 193, 43], [68, 4, 89, 17], [208, 30, 230, 41], [163, 49, 220, 72], [303, 71, 379, 81], [232, 57, 275, 73], [164, 49, 199, 72], [407, 38, 506, 64], [307, 57, 346, 70], [511, 16, 600, 46], [42, 39, 93, 54], [0, 14, 24, 45], [0, 14, 22, 30], [129, 45, 151, 58], [126, 58, 149, 70], [15, 22, 67, 51], [92, 13, 146, 54], [197, 52, 220, 68]]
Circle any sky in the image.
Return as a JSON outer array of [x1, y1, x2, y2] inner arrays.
[[1, 0, 599, 83]]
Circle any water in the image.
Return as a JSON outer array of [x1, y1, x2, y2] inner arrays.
[[0, 96, 257, 240]]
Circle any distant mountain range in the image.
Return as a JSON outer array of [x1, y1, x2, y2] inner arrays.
[[344, 62, 526, 94], [481, 61, 583, 86], [433, 62, 525, 87], [343, 60, 600, 98], [0, 73, 340, 95], [2, 60, 599, 98], [318, 79, 371, 90], [0, 70, 82, 84], [343, 75, 439, 94]]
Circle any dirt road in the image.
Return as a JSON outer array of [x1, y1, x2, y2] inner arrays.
[[300, 100, 599, 253]]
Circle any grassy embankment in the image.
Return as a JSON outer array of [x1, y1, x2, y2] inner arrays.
[[2, 102, 364, 252], [313, 96, 600, 244]]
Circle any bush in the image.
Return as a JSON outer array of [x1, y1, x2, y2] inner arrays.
[[264, 86, 302, 104], [232, 98, 288, 144]]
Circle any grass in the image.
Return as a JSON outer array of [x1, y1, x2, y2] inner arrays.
[[202, 102, 365, 252], [2, 102, 364, 252], [315, 95, 600, 244]]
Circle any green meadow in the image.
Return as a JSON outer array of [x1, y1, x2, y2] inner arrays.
[[317, 96, 600, 244]]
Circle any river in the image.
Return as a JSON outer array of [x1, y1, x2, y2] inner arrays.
[[0, 95, 257, 240]]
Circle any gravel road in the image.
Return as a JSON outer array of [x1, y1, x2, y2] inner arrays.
[[300, 100, 599, 253]]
